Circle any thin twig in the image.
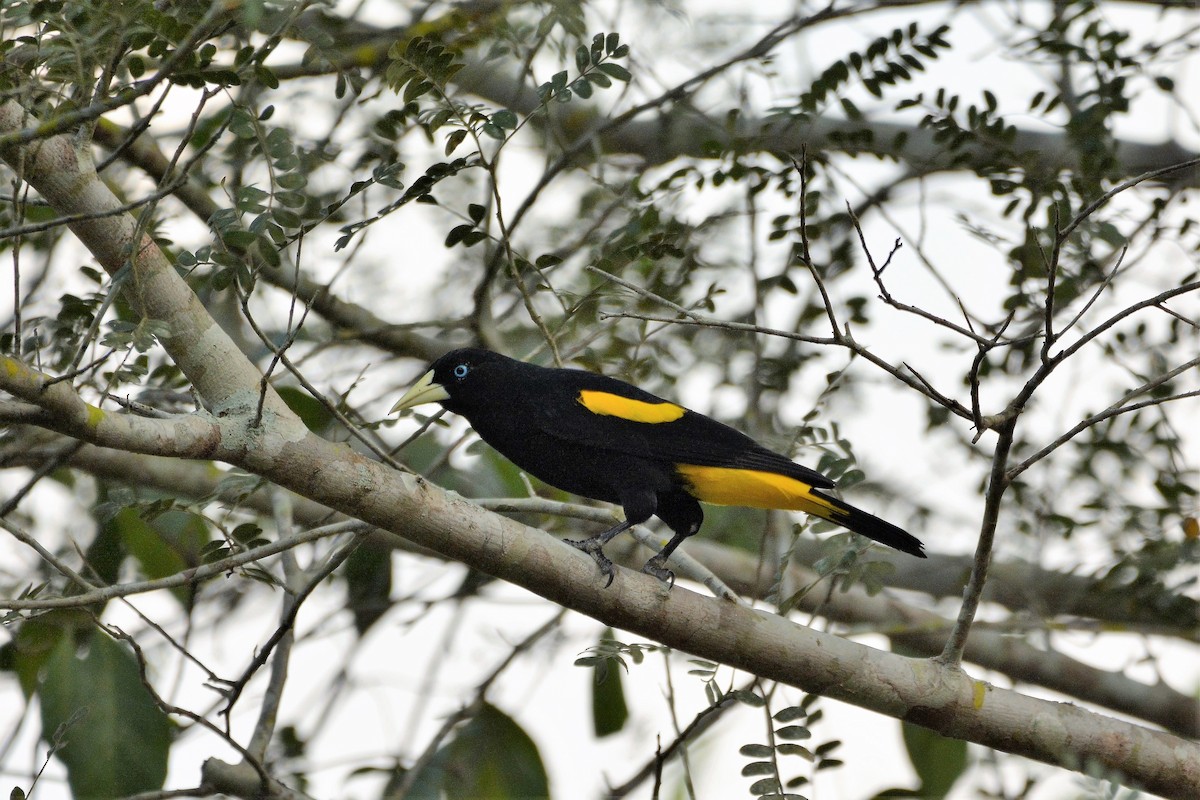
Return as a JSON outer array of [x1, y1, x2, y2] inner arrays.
[[1057, 156, 1200, 244], [938, 418, 1016, 666], [0, 520, 369, 611], [607, 685, 742, 797], [221, 532, 366, 721], [847, 204, 993, 346], [586, 264, 702, 320], [1008, 358, 1200, 481]]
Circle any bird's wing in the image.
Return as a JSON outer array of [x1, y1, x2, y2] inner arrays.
[[531, 372, 835, 489]]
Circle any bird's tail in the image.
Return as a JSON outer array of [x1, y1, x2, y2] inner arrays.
[[805, 489, 926, 558], [674, 464, 925, 557]]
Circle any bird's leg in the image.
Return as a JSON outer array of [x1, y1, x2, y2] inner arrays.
[[565, 520, 634, 588], [642, 495, 703, 587], [567, 490, 657, 587]]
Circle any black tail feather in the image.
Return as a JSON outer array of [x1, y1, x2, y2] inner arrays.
[[812, 490, 926, 558]]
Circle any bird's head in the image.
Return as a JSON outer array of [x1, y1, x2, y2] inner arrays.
[[390, 347, 504, 416]]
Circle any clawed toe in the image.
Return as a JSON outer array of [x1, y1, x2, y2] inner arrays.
[[641, 556, 675, 588], [566, 537, 616, 587], [565, 537, 677, 589]]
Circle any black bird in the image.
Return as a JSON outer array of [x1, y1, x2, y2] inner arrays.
[[391, 348, 925, 586]]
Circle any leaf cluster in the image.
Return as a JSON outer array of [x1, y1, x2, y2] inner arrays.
[[537, 32, 631, 104]]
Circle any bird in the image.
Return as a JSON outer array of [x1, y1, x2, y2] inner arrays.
[[391, 347, 925, 587]]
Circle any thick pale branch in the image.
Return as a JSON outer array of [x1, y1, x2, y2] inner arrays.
[[7, 438, 1195, 629], [0, 100, 294, 421], [238, 433, 1200, 799], [683, 541, 1199, 738], [3, 422, 1198, 788], [3, 436, 1194, 736], [0, 356, 222, 457]]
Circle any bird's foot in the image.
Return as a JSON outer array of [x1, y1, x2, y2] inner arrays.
[[565, 537, 616, 588], [641, 555, 675, 588]]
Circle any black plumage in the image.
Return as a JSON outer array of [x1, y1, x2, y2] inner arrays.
[[393, 348, 924, 586]]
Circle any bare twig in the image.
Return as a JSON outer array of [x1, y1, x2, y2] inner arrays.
[[220, 532, 366, 722], [1058, 156, 1200, 243], [848, 205, 993, 346], [0, 520, 368, 611], [938, 418, 1016, 666], [607, 691, 740, 797], [1008, 358, 1200, 481], [585, 264, 701, 319]]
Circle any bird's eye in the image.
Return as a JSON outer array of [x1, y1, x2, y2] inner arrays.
[[453, 364, 469, 379]]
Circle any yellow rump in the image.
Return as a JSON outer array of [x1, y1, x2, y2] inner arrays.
[[676, 464, 848, 521], [577, 390, 686, 423]]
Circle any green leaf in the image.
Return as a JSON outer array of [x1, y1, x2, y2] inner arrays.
[[344, 542, 393, 635], [228, 107, 256, 138], [39, 631, 171, 799], [445, 128, 468, 155], [901, 721, 967, 799], [445, 224, 475, 247], [276, 172, 307, 190], [749, 776, 781, 795], [773, 706, 806, 722], [731, 689, 765, 706], [255, 236, 281, 267], [491, 109, 518, 129], [7, 612, 86, 696], [596, 62, 631, 82], [109, 507, 209, 608], [277, 386, 334, 433], [775, 724, 812, 740], [741, 760, 775, 776], [572, 78, 593, 99], [405, 703, 548, 798], [221, 229, 257, 251], [591, 628, 628, 737], [82, 521, 124, 590], [739, 743, 773, 758], [404, 79, 433, 103], [275, 191, 307, 209]]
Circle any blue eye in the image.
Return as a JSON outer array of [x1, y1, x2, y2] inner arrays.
[[453, 364, 469, 378]]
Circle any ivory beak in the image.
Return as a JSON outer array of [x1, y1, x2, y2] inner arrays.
[[390, 369, 450, 413]]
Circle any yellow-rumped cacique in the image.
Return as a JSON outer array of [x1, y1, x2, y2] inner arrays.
[[391, 347, 925, 587]]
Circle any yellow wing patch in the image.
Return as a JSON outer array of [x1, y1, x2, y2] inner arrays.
[[676, 464, 848, 521], [577, 390, 686, 423]]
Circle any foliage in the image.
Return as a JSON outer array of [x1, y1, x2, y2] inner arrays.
[[0, 1, 1197, 799]]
